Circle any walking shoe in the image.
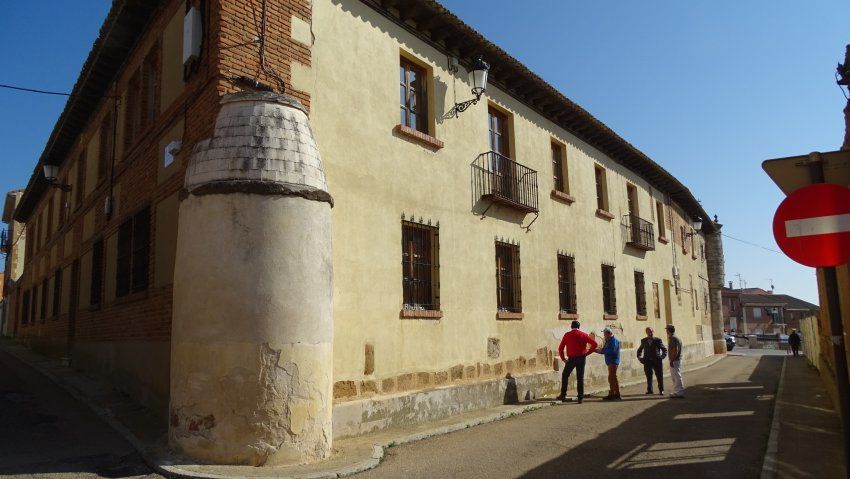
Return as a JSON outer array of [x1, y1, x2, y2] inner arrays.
[[602, 395, 614, 401], [645, 390, 653, 395], [577, 396, 583, 404], [659, 391, 664, 396], [554, 394, 566, 402]]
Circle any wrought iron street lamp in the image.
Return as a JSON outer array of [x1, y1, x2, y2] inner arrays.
[[453, 56, 490, 117], [42, 164, 72, 191]]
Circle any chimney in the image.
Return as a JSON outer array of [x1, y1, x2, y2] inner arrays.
[[729, 281, 733, 289]]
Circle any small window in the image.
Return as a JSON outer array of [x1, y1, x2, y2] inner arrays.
[[551, 142, 568, 193], [21, 290, 30, 325], [656, 201, 666, 238], [116, 207, 151, 297], [90, 239, 104, 306], [753, 307, 762, 319], [98, 113, 113, 181], [399, 58, 428, 134], [626, 184, 638, 217], [634, 271, 646, 316], [488, 107, 510, 158], [594, 166, 609, 211], [401, 221, 440, 311], [601, 264, 616, 315], [40, 278, 48, 321], [52, 269, 62, 318], [495, 242, 522, 313], [557, 254, 577, 314]]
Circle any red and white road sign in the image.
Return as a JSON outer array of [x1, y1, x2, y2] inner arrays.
[[772, 183, 850, 267]]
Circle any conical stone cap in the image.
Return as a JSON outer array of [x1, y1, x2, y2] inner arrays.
[[185, 91, 331, 204]]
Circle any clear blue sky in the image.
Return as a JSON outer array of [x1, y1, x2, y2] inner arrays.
[[1, 1, 845, 304]]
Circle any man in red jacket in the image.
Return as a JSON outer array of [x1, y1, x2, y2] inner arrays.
[[555, 320, 598, 403]]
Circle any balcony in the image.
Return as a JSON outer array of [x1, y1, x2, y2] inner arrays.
[[471, 151, 539, 213], [623, 214, 655, 251]]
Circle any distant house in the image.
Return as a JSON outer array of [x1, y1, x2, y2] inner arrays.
[[737, 291, 818, 335]]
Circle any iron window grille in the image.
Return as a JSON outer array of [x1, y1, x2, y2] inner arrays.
[[401, 219, 440, 311], [116, 207, 150, 298], [90, 239, 104, 306], [634, 271, 647, 316], [496, 241, 522, 313], [601, 264, 617, 315], [557, 253, 577, 314], [52, 269, 62, 318], [400, 58, 428, 134]]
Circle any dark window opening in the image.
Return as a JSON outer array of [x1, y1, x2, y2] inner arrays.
[[496, 242, 522, 313], [557, 254, 577, 314], [401, 221, 440, 311], [116, 207, 151, 298], [400, 58, 428, 134], [601, 264, 617, 315], [634, 271, 647, 316]]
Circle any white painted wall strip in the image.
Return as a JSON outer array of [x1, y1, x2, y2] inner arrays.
[[785, 213, 850, 238]]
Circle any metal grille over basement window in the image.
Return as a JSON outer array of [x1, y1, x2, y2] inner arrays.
[[401, 219, 440, 310], [634, 271, 647, 316], [496, 241, 522, 313], [557, 253, 577, 314], [601, 264, 617, 315]]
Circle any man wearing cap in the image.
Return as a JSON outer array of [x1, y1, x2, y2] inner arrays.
[[555, 320, 598, 404], [666, 324, 685, 398], [595, 327, 621, 400]]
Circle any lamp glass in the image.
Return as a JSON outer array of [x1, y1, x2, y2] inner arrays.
[[693, 219, 703, 231], [42, 164, 59, 181], [470, 56, 490, 97]]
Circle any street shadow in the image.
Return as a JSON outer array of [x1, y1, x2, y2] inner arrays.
[[519, 355, 783, 478]]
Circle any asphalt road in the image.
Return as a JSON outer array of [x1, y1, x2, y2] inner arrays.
[[355, 350, 783, 479], [0, 349, 162, 479]]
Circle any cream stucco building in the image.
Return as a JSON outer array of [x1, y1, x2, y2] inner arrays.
[[9, 0, 725, 466]]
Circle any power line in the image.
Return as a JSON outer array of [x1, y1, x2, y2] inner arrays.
[[0, 83, 72, 97], [721, 233, 782, 254]]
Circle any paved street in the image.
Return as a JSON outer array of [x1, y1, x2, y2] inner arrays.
[[356, 350, 783, 479], [0, 349, 162, 479]]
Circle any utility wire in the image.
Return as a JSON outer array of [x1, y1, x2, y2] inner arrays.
[[721, 233, 782, 254], [0, 83, 72, 97]]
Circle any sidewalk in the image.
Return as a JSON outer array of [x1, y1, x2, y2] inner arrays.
[[0, 339, 723, 479], [762, 355, 845, 479]]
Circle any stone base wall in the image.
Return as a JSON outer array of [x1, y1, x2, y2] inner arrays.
[[333, 341, 714, 438]]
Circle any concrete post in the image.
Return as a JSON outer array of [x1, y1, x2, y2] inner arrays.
[[705, 221, 727, 354], [169, 92, 334, 466]]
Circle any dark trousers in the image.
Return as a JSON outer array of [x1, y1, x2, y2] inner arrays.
[[644, 360, 664, 393], [560, 355, 586, 398], [791, 345, 800, 357]]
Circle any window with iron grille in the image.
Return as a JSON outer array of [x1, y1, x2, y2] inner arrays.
[[601, 264, 616, 315], [557, 254, 577, 314], [52, 269, 62, 318], [116, 207, 151, 298], [401, 221, 440, 310], [496, 242, 522, 313], [91, 239, 104, 306], [400, 58, 428, 134], [634, 271, 647, 316], [40, 278, 48, 321], [21, 290, 30, 325]]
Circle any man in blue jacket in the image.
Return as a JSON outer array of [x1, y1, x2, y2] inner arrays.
[[595, 327, 621, 400]]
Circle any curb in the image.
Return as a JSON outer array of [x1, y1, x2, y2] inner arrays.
[[2, 340, 727, 479], [760, 355, 787, 479]]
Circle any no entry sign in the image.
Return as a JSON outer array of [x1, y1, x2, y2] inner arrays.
[[772, 183, 850, 267]]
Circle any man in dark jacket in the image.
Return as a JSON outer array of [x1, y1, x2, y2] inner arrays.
[[637, 327, 667, 395], [788, 329, 802, 357]]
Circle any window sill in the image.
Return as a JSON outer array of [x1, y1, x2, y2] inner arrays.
[[550, 190, 575, 204], [496, 311, 524, 320], [595, 209, 615, 221], [603, 314, 618, 320], [558, 312, 579, 320], [636, 314, 648, 321], [393, 124, 444, 150], [658, 236, 669, 244], [399, 309, 443, 319]]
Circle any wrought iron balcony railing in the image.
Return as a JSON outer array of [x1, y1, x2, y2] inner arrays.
[[622, 214, 655, 251], [471, 151, 539, 213]]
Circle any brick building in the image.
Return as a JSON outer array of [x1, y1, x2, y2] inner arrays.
[[8, 0, 725, 466], [1, 190, 26, 337]]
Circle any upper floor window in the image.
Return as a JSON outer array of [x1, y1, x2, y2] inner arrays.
[[594, 165, 610, 212], [551, 142, 569, 194], [655, 201, 666, 239], [401, 220, 440, 311], [557, 254, 577, 314], [399, 58, 428, 134], [116, 207, 150, 297], [626, 184, 638, 217], [495, 241, 521, 313], [488, 107, 510, 158], [601, 264, 616, 315]]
